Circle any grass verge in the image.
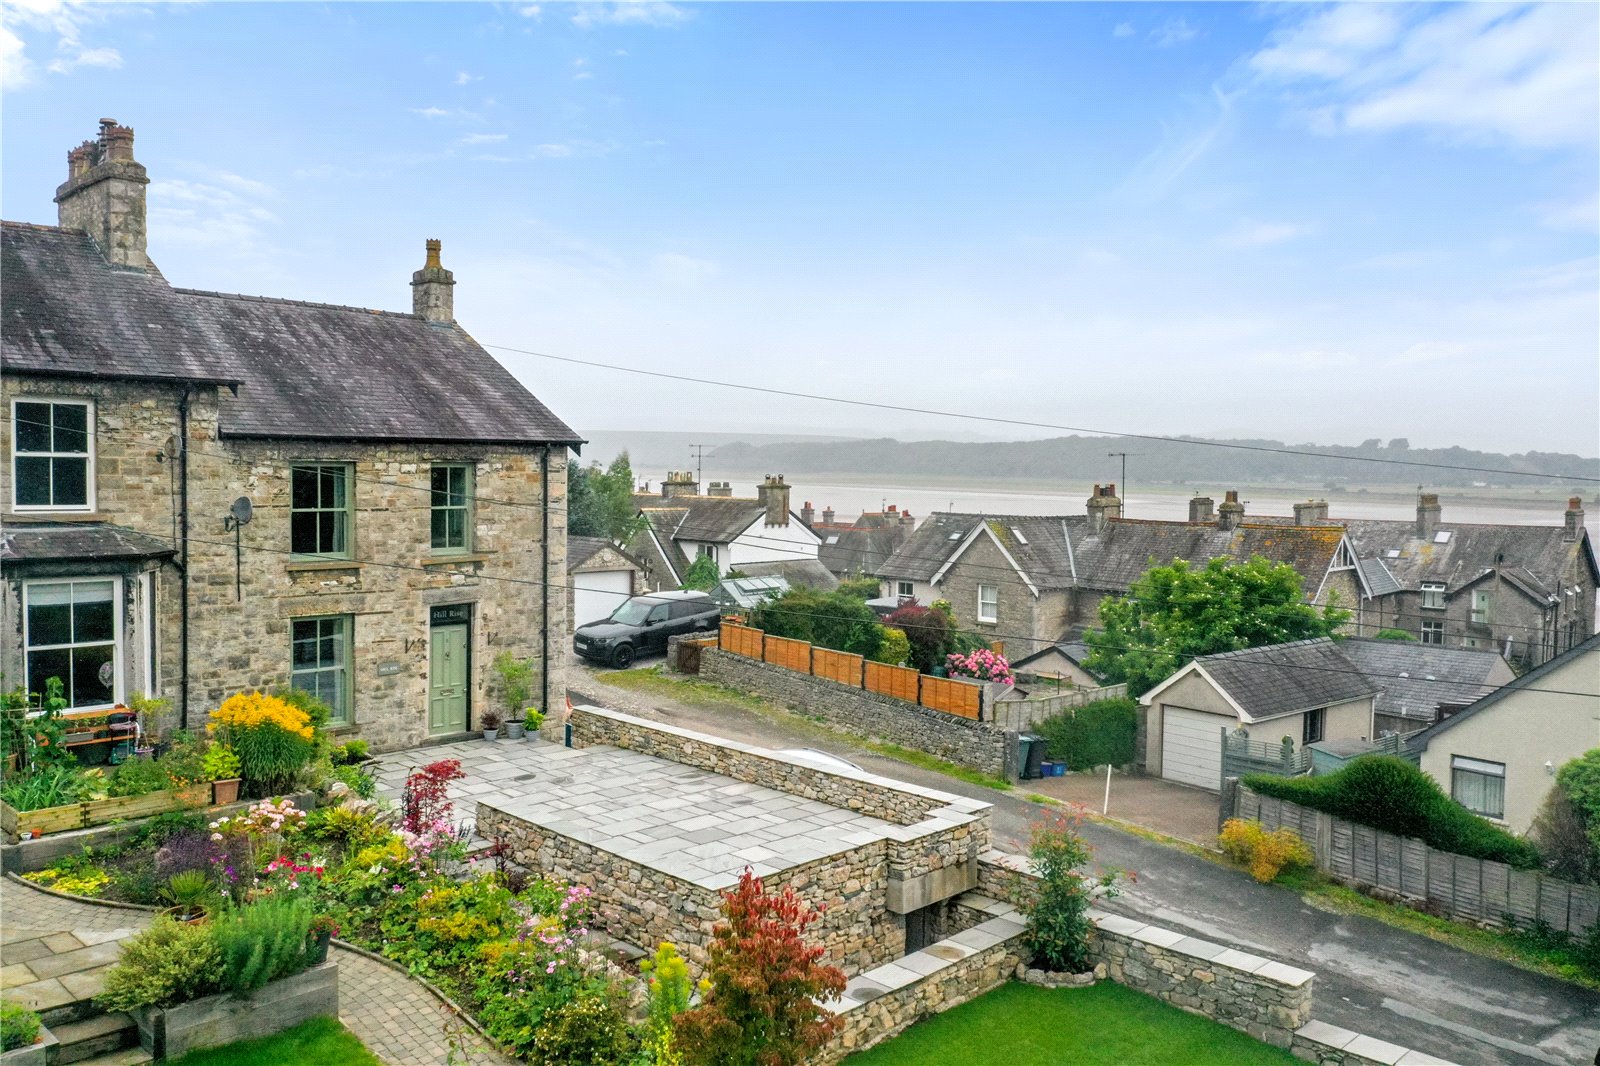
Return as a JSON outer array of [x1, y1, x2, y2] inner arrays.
[[165, 1017, 380, 1066], [845, 980, 1296, 1065]]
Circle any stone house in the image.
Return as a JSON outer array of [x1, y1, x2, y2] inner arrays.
[[801, 501, 914, 580], [566, 537, 646, 630], [874, 485, 1360, 660], [1, 118, 580, 751], [1414, 633, 1600, 834], [627, 472, 821, 590]]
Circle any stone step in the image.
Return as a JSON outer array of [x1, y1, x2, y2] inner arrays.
[[53, 1011, 137, 1065], [73, 1047, 151, 1066], [40, 994, 102, 1030]]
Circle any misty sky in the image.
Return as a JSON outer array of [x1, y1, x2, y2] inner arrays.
[[4, 2, 1597, 455]]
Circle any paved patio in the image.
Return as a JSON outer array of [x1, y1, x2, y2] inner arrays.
[[373, 737, 902, 887]]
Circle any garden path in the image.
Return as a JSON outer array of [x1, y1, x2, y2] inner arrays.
[[0, 877, 515, 1066]]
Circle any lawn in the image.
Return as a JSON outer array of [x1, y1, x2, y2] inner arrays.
[[165, 1017, 380, 1066], [846, 981, 1298, 1065]]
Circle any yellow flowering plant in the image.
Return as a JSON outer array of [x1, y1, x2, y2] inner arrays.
[[207, 692, 317, 797]]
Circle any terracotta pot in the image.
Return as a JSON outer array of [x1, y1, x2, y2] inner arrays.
[[160, 905, 208, 925], [212, 778, 242, 805]]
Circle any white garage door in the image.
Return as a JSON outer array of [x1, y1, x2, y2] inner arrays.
[[1161, 706, 1230, 792], [573, 570, 633, 630]]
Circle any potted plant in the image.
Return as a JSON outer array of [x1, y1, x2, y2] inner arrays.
[[307, 916, 339, 966], [160, 871, 217, 925], [505, 715, 526, 740], [203, 745, 243, 805], [492, 652, 535, 739], [480, 710, 502, 742]]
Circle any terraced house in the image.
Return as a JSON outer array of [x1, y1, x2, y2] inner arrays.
[[1, 119, 580, 751]]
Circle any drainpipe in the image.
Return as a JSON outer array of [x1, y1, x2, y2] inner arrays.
[[178, 388, 192, 731], [540, 446, 553, 741]]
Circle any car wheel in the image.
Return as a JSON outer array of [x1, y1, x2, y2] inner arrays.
[[611, 644, 635, 669]]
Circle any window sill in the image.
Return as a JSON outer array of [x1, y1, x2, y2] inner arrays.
[[286, 559, 363, 573], [4, 511, 111, 524], [421, 553, 491, 566]]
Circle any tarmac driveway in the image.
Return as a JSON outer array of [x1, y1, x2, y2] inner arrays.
[[1026, 769, 1221, 844]]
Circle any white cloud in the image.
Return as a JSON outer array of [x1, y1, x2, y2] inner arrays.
[[651, 252, 720, 287], [411, 106, 449, 119], [530, 139, 619, 159], [45, 43, 118, 74], [1249, 3, 1599, 149], [533, 143, 574, 158], [1113, 22, 1134, 39], [516, 4, 541, 19], [149, 176, 278, 252], [454, 70, 479, 86], [570, 2, 690, 30], [1217, 222, 1316, 249], [1149, 18, 1197, 48], [1, 0, 123, 90], [1120, 85, 1238, 195], [1532, 192, 1599, 234], [410, 105, 482, 122], [611, 48, 630, 57], [459, 132, 509, 146]]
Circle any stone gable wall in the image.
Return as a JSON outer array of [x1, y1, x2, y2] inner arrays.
[[935, 533, 1040, 655]]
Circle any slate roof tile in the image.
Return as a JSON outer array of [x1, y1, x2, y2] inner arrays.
[[1, 523, 177, 563], [1194, 638, 1375, 722]]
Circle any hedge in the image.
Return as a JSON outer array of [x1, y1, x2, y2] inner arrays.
[[1035, 697, 1138, 771], [1244, 756, 1542, 869]]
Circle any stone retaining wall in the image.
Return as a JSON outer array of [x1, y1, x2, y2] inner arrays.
[[1291, 1020, 1451, 1065], [699, 647, 1014, 779]]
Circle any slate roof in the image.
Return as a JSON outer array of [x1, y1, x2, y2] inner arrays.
[[1338, 638, 1512, 723], [566, 536, 643, 573], [877, 512, 986, 582], [1336, 519, 1596, 599], [735, 558, 839, 592], [878, 513, 1082, 586], [1411, 632, 1600, 750], [2, 220, 581, 447], [817, 524, 908, 578], [1069, 520, 1347, 597], [2, 223, 245, 385], [1, 523, 177, 564], [1189, 638, 1376, 722]]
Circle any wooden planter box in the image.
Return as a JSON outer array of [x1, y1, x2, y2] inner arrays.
[[132, 960, 338, 1060], [0, 783, 210, 844]]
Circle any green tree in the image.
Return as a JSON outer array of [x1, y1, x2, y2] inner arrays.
[[1556, 749, 1600, 877], [754, 588, 883, 659], [1082, 556, 1351, 697], [567, 451, 638, 542], [682, 555, 721, 591]]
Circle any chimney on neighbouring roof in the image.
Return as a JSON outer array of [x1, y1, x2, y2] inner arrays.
[[1416, 492, 1441, 540], [1565, 497, 1585, 542], [707, 481, 732, 498], [662, 471, 698, 499], [800, 501, 815, 525], [901, 509, 914, 526], [1293, 499, 1330, 525], [411, 239, 456, 323], [1189, 495, 1215, 523], [822, 507, 836, 525], [757, 475, 791, 526], [1218, 489, 1245, 531], [55, 118, 150, 269], [1086, 483, 1122, 535]]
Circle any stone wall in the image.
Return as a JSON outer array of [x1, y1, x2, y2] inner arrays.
[[1290, 1020, 1449, 1066], [699, 647, 1013, 780], [476, 800, 905, 975]]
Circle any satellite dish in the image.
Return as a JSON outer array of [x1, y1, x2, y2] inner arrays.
[[228, 496, 254, 526]]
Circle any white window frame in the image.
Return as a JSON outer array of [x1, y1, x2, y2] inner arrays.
[[977, 583, 999, 624], [21, 576, 124, 710], [1450, 756, 1505, 820], [1420, 582, 1446, 610], [1420, 620, 1444, 645], [897, 581, 915, 599], [696, 544, 718, 566], [1470, 589, 1489, 625], [11, 397, 96, 512]]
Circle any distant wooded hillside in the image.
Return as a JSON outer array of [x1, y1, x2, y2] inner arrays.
[[708, 435, 1598, 487]]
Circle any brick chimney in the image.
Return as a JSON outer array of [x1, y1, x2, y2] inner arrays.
[[1293, 499, 1330, 525], [411, 239, 456, 323], [662, 471, 698, 499], [1086, 483, 1122, 535], [55, 118, 150, 269], [1189, 495, 1215, 523], [800, 501, 815, 525], [707, 481, 732, 498], [1416, 492, 1441, 539], [758, 475, 791, 526], [901, 509, 914, 526], [1217, 490, 1245, 531], [1565, 497, 1585, 542]]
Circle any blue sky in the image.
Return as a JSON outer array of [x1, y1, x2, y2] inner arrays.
[[4, 2, 1597, 454]]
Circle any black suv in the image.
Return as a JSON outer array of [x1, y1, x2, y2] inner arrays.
[[573, 591, 721, 668]]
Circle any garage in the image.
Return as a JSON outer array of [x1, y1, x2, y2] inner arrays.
[[572, 568, 633, 630], [1160, 706, 1229, 791]]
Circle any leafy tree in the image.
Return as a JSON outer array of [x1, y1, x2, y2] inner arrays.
[[674, 869, 846, 1066], [1531, 783, 1599, 884], [682, 555, 721, 591], [567, 451, 638, 542], [1554, 749, 1600, 880], [836, 575, 881, 600], [753, 589, 882, 659], [1022, 811, 1125, 973], [1374, 628, 1415, 641], [1082, 557, 1351, 697], [882, 603, 953, 673]]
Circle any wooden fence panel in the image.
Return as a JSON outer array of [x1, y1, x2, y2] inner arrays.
[[1507, 870, 1541, 927], [720, 623, 764, 659], [919, 675, 982, 719], [763, 634, 812, 673], [1538, 878, 1571, 932], [1352, 825, 1379, 885], [1374, 832, 1403, 894], [1479, 860, 1510, 918], [1569, 886, 1600, 936], [864, 661, 920, 703], [1453, 853, 1484, 921], [1400, 839, 1430, 898], [1329, 821, 1355, 880], [811, 647, 865, 688]]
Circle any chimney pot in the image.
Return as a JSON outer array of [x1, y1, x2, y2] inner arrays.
[[663, 471, 699, 499], [1218, 490, 1245, 531], [1565, 496, 1585, 542], [800, 501, 815, 525], [1086, 482, 1122, 534], [55, 118, 150, 269], [411, 238, 456, 323]]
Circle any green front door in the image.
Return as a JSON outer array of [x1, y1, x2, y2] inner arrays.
[[429, 624, 469, 735]]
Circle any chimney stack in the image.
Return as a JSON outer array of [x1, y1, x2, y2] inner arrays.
[[662, 471, 698, 499], [1416, 492, 1441, 539], [55, 118, 150, 269], [759, 475, 791, 526], [1218, 490, 1245, 531], [1189, 495, 1215, 524], [708, 481, 732, 498], [800, 501, 815, 525], [410, 239, 457, 323], [1086, 483, 1122, 535], [1565, 497, 1585, 542], [822, 507, 836, 525], [901, 509, 914, 526], [1293, 499, 1330, 525]]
